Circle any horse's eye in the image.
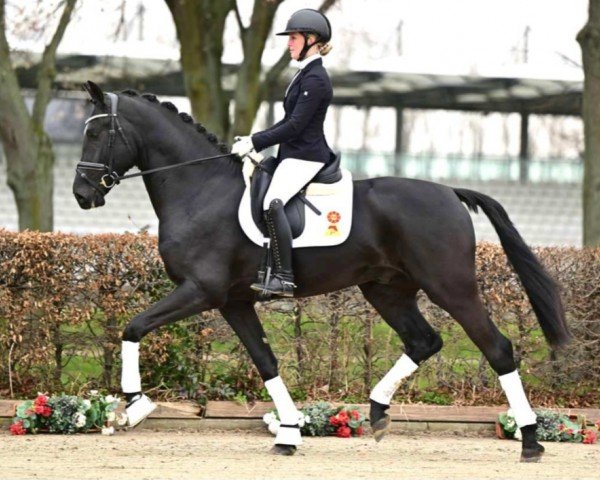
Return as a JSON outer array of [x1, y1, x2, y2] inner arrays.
[[86, 129, 99, 139]]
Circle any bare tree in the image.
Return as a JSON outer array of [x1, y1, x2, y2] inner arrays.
[[165, 0, 337, 141], [577, 0, 600, 246], [0, 0, 77, 231]]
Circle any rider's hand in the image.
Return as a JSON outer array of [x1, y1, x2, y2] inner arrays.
[[231, 136, 255, 158], [242, 150, 265, 181]]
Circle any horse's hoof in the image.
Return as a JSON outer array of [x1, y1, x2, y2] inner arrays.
[[371, 414, 391, 443], [125, 394, 157, 428], [270, 444, 297, 456], [520, 444, 545, 463]]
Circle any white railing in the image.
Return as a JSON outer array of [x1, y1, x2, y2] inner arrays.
[[341, 151, 583, 183]]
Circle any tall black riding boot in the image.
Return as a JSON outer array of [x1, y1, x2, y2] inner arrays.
[[251, 199, 296, 297]]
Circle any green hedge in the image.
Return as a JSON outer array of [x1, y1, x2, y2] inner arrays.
[[0, 230, 598, 407]]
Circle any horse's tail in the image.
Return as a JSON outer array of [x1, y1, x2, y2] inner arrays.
[[453, 187, 571, 349]]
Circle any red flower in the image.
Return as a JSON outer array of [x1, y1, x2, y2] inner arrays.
[[337, 410, 349, 424], [583, 429, 597, 445], [10, 420, 26, 435], [329, 415, 340, 427], [351, 410, 360, 421], [34, 395, 48, 407], [33, 404, 52, 417], [336, 426, 351, 438], [355, 426, 364, 437]]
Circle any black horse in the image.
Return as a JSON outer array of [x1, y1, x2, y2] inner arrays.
[[73, 81, 570, 462]]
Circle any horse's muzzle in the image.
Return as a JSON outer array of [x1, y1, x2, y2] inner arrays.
[[74, 191, 106, 209]]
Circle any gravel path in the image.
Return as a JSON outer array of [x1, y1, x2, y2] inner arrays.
[[2, 428, 598, 480]]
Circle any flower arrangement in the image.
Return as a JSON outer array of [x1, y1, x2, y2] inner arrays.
[[497, 409, 598, 444], [263, 402, 367, 438], [10, 391, 125, 435], [329, 406, 366, 438]]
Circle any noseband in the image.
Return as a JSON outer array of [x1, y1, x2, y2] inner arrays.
[[76, 92, 133, 196]]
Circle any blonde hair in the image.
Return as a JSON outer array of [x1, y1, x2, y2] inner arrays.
[[307, 33, 333, 56], [318, 42, 333, 56]]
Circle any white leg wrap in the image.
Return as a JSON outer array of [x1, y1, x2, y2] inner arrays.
[[499, 370, 537, 427], [265, 376, 302, 445], [121, 341, 142, 393], [370, 354, 418, 405]]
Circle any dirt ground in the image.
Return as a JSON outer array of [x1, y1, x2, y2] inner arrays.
[[2, 428, 598, 480]]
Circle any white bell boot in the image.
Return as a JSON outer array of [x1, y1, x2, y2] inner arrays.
[[125, 393, 157, 428]]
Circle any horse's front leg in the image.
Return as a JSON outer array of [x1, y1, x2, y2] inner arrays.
[[220, 300, 301, 456], [121, 280, 218, 427]]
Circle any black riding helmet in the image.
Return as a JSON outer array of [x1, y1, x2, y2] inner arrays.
[[276, 9, 332, 61]]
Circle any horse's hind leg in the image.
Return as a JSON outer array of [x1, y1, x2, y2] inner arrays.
[[422, 272, 544, 462], [359, 281, 443, 442], [220, 300, 300, 456]]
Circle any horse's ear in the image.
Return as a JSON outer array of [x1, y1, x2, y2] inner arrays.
[[83, 81, 105, 105]]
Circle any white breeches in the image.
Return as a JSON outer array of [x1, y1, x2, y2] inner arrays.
[[263, 158, 324, 210]]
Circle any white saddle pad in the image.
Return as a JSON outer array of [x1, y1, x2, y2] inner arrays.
[[238, 161, 353, 248]]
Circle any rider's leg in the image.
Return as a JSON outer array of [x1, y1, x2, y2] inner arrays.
[[252, 159, 324, 296], [262, 158, 324, 209], [251, 199, 295, 296]]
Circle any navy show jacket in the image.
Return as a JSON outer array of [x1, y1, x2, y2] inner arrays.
[[252, 58, 334, 164]]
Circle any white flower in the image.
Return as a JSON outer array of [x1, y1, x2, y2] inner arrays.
[[267, 419, 280, 435], [101, 426, 115, 436], [514, 428, 522, 440], [82, 399, 92, 411], [304, 415, 311, 424], [104, 395, 116, 404], [75, 413, 87, 428], [297, 412, 306, 428], [263, 412, 276, 425], [90, 390, 99, 396], [116, 413, 128, 426], [106, 411, 116, 422]]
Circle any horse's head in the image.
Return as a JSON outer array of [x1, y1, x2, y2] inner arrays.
[[73, 81, 138, 209]]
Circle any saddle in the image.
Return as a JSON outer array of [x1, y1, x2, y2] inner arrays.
[[238, 153, 353, 249], [250, 152, 342, 238]]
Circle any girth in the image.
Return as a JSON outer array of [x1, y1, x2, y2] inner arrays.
[[250, 153, 342, 238]]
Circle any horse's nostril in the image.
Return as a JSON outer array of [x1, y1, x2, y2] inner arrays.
[[74, 192, 92, 209]]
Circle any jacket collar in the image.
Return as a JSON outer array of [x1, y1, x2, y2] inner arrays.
[[293, 54, 322, 71], [284, 56, 322, 97]]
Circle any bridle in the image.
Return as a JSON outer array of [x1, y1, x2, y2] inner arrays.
[[76, 92, 132, 196], [76, 92, 237, 198]]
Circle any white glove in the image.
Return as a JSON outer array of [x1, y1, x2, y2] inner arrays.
[[231, 136, 255, 158], [247, 150, 264, 165], [242, 151, 265, 185]]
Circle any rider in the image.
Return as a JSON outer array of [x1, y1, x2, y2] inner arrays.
[[231, 8, 335, 297]]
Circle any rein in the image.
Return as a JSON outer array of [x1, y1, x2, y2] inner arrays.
[[77, 92, 236, 195], [115, 152, 237, 182]]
